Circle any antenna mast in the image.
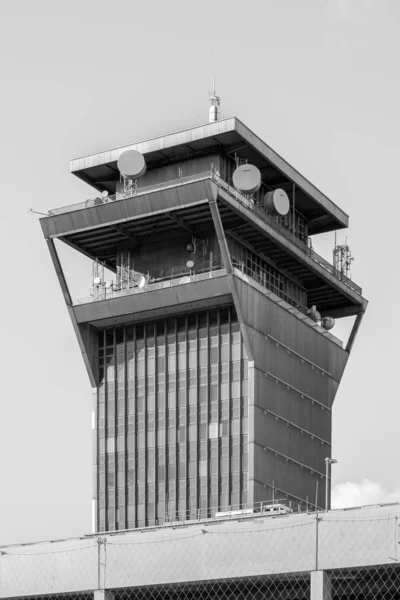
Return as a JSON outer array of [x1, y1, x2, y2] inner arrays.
[[209, 76, 220, 123]]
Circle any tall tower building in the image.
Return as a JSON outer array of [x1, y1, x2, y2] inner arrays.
[[41, 117, 367, 532]]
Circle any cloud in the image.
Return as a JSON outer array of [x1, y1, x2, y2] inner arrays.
[[332, 479, 400, 509]]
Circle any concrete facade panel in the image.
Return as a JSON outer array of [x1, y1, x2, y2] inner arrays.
[[317, 512, 399, 569], [0, 540, 98, 598], [104, 518, 316, 588]]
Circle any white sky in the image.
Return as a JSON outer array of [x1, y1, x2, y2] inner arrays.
[[0, 0, 399, 545]]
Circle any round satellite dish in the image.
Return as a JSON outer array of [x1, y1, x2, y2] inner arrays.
[[101, 190, 109, 198], [264, 189, 290, 216], [138, 275, 146, 289], [186, 260, 194, 269], [105, 281, 112, 289], [179, 276, 191, 284], [232, 164, 262, 195], [117, 150, 146, 179], [321, 316, 335, 331], [94, 277, 101, 285]]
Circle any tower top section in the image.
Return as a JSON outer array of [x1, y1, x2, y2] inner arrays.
[[209, 76, 220, 123], [70, 117, 348, 234]]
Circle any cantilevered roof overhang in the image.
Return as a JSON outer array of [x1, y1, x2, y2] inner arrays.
[[40, 178, 366, 318], [70, 117, 348, 235]]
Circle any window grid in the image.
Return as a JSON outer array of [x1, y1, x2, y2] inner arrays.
[[97, 306, 249, 531], [228, 237, 307, 310]]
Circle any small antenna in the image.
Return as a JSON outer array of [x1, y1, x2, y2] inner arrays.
[[28, 208, 49, 217], [209, 75, 220, 123]]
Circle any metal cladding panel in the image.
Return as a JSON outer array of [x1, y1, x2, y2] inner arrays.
[[0, 539, 98, 598], [254, 368, 331, 442], [42, 179, 216, 238], [73, 276, 231, 326], [253, 446, 324, 503], [254, 411, 328, 473], [231, 277, 349, 508], [104, 518, 315, 587], [234, 277, 348, 381]]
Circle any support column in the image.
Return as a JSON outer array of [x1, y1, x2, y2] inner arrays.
[[94, 537, 114, 600], [94, 592, 114, 600], [311, 571, 332, 600]]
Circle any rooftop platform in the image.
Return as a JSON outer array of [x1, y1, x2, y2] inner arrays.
[[69, 117, 348, 235], [41, 176, 365, 317]]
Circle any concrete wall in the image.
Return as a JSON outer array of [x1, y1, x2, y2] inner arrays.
[[0, 505, 398, 597]]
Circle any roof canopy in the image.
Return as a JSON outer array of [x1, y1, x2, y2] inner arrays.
[[70, 117, 348, 235]]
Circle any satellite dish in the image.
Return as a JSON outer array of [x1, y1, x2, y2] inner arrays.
[[105, 281, 112, 289], [186, 260, 194, 269], [179, 276, 191, 284], [232, 164, 262, 195], [117, 150, 146, 179], [321, 317, 335, 331], [138, 275, 146, 289], [101, 190, 109, 198], [264, 189, 290, 216], [94, 277, 101, 285]]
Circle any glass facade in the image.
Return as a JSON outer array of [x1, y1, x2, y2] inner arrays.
[[97, 306, 249, 531], [228, 237, 307, 310]]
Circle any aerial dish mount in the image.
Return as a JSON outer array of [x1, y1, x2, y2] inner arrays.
[[117, 149, 147, 195]]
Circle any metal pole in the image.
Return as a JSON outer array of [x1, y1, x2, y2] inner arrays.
[[325, 460, 329, 512], [315, 479, 319, 511], [292, 183, 296, 242]]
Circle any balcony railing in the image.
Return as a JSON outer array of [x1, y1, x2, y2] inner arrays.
[[49, 170, 362, 297], [75, 267, 226, 305]]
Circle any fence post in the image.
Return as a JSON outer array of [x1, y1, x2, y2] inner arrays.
[[95, 536, 112, 600], [310, 571, 332, 600], [315, 513, 321, 570]]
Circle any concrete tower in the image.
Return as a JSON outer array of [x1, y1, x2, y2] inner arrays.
[[41, 117, 367, 532]]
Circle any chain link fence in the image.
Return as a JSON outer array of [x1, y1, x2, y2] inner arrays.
[[0, 510, 399, 600]]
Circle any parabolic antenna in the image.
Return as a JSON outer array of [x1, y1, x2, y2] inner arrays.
[[117, 150, 146, 179], [232, 164, 262, 195], [186, 260, 195, 269], [101, 190, 109, 198], [94, 277, 101, 285], [321, 316, 335, 331], [138, 275, 146, 289], [264, 189, 290, 217], [105, 281, 112, 289]]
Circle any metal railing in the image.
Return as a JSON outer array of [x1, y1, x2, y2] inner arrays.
[[212, 173, 362, 295], [75, 267, 226, 305], [163, 499, 301, 526], [48, 171, 214, 216], [49, 170, 362, 297]]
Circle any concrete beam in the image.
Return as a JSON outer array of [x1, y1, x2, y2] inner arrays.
[[208, 194, 254, 363], [46, 239, 97, 387]]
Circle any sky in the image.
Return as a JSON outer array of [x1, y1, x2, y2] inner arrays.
[[0, 0, 399, 546]]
